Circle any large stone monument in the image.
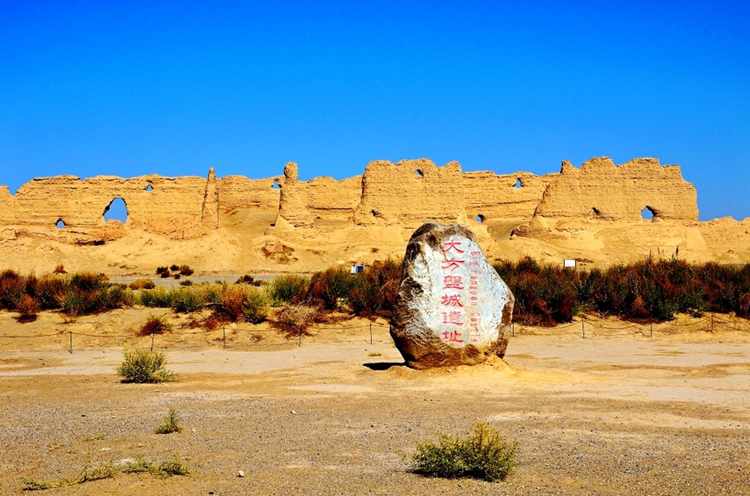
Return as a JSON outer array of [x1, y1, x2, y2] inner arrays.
[[390, 223, 515, 369]]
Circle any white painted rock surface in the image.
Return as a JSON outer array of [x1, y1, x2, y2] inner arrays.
[[390, 223, 514, 369]]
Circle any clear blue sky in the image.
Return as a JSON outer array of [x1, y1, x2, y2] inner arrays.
[[1, 1, 748, 221]]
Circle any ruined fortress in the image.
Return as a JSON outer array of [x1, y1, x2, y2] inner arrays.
[[1, 156, 747, 274], [0, 156, 699, 239]]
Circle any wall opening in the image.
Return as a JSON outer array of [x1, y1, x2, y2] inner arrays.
[[514, 178, 522, 188], [103, 198, 128, 223], [476, 214, 485, 223], [145, 184, 153, 192], [641, 206, 655, 220], [272, 179, 280, 189], [56, 219, 66, 229], [415, 169, 424, 178]]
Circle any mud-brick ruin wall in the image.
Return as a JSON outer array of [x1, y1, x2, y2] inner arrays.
[[216, 176, 281, 212], [353, 159, 466, 229], [0, 175, 211, 239], [296, 175, 362, 219], [462, 171, 555, 221], [534, 157, 699, 222]]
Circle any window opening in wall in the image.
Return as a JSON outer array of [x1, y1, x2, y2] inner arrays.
[[145, 184, 153, 192], [415, 169, 424, 178], [642, 206, 655, 220], [272, 179, 280, 189], [103, 198, 128, 223], [476, 214, 485, 223], [56, 219, 66, 229], [514, 178, 522, 188]]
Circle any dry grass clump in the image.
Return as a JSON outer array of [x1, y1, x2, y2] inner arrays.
[[273, 304, 319, 338], [139, 314, 172, 336], [408, 422, 519, 482], [129, 278, 155, 290]]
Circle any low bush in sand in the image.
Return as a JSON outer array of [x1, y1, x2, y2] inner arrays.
[[129, 278, 155, 290], [139, 314, 172, 336], [270, 274, 309, 304], [306, 267, 356, 310], [408, 422, 519, 482], [117, 349, 176, 383], [236, 274, 262, 286], [347, 259, 402, 319], [273, 304, 319, 338], [15, 294, 41, 322], [123, 455, 190, 477], [155, 407, 182, 434], [205, 285, 268, 327]]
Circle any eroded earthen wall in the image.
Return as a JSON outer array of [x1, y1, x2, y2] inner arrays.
[[216, 175, 281, 212], [534, 157, 699, 222], [462, 171, 555, 221], [353, 159, 466, 228]]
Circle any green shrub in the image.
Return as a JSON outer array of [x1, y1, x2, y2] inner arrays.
[[409, 422, 519, 482], [270, 274, 309, 303], [210, 286, 268, 324], [117, 349, 176, 383], [307, 267, 356, 310], [129, 278, 156, 290], [171, 287, 207, 313], [155, 408, 182, 434], [156, 455, 190, 477]]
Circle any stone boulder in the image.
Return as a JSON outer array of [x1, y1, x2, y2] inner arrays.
[[390, 222, 514, 369]]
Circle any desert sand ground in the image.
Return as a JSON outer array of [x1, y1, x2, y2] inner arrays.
[[1, 310, 749, 495]]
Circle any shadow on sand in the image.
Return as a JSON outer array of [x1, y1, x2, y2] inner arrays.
[[363, 362, 407, 371]]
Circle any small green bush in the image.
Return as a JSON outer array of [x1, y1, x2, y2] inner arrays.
[[155, 408, 182, 434], [129, 278, 156, 290], [409, 422, 518, 482], [117, 349, 176, 383], [270, 274, 309, 304], [156, 455, 191, 477]]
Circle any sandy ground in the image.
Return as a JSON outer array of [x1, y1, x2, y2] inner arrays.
[[1, 312, 749, 495]]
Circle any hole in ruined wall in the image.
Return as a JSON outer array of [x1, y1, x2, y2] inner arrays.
[[642, 206, 656, 221], [103, 197, 129, 223], [145, 184, 153, 192], [415, 169, 424, 178], [514, 178, 522, 188], [476, 214, 485, 223], [56, 219, 66, 229], [272, 179, 280, 189]]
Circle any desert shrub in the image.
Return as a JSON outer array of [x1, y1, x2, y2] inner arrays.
[[156, 266, 168, 275], [53, 264, 67, 274], [156, 455, 191, 477], [236, 274, 255, 284], [409, 422, 518, 482], [348, 259, 403, 318], [274, 304, 318, 338], [270, 274, 309, 303], [179, 279, 193, 286], [0, 269, 25, 310], [117, 349, 176, 383], [160, 270, 171, 278], [209, 285, 268, 324], [178, 265, 194, 276], [139, 314, 172, 336], [171, 287, 208, 313], [155, 407, 182, 434], [36, 275, 67, 310], [16, 294, 41, 322], [307, 266, 356, 310], [129, 278, 155, 290], [169, 264, 179, 272]]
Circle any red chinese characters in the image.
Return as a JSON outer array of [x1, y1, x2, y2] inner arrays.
[[439, 238, 467, 344]]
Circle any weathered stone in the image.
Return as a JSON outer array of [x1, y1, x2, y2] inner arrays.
[[275, 162, 314, 228], [390, 223, 514, 369]]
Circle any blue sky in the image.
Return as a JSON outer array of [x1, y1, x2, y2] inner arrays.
[[1, 1, 748, 220]]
